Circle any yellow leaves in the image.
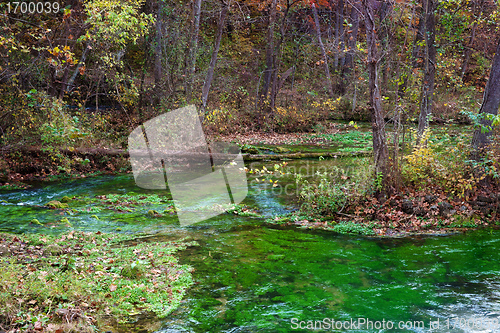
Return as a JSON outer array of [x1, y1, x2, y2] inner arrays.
[[63, 7, 72, 17], [49, 46, 60, 56]]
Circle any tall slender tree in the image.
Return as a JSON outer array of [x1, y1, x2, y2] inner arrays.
[[201, 1, 228, 113], [312, 1, 334, 97], [342, 0, 360, 91], [417, 0, 436, 138], [260, 0, 278, 107], [185, 0, 203, 102], [460, 0, 485, 82], [363, 0, 389, 196]]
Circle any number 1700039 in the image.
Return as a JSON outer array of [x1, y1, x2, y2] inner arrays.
[[7, 2, 60, 15]]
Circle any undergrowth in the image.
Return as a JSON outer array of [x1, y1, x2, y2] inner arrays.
[[0, 231, 196, 332]]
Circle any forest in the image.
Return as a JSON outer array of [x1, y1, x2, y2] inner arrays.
[[1, 0, 500, 332]]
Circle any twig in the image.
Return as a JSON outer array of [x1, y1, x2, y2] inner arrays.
[[399, 214, 414, 223], [336, 212, 357, 218]]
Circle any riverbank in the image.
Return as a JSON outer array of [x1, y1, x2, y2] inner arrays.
[[0, 231, 196, 333]]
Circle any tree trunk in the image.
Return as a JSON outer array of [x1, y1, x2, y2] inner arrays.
[[59, 67, 70, 99], [461, 0, 484, 82], [201, 2, 228, 113], [417, 0, 436, 138], [363, 0, 389, 196], [335, 0, 346, 94], [270, 1, 293, 109], [333, 0, 343, 69], [185, 0, 203, 102], [411, 4, 425, 69], [312, 2, 334, 97], [471, 38, 500, 153], [460, 21, 478, 82], [260, 0, 277, 106], [379, 1, 390, 94], [154, 0, 164, 86], [65, 44, 90, 94], [343, 0, 360, 82]]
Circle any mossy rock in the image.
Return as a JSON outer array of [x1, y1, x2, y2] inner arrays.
[[148, 210, 160, 216], [46, 200, 68, 209], [31, 219, 43, 226], [163, 207, 175, 214], [121, 263, 144, 279], [44, 244, 63, 256], [241, 145, 259, 154], [60, 196, 72, 203], [271, 146, 291, 153]]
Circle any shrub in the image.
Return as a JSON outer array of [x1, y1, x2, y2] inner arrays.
[[294, 160, 373, 216], [274, 105, 313, 132], [401, 128, 488, 198]]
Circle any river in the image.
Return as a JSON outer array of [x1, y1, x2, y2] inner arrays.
[[1, 169, 499, 333]]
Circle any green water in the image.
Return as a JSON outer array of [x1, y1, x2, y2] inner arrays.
[[1, 171, 500, 333]]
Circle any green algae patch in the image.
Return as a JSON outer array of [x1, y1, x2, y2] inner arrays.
[[0, 231, 197, 332], [71, 193, 175, 216]]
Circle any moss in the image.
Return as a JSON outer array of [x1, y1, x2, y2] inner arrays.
[[240, 144, 259, 154], [271, 146, 291, 153], [147, 210, 160, 216], [46, 200, 68, 209], [60, 195, 72, 203], [163, 207, 176, 214]]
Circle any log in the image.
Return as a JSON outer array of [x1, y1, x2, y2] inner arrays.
[[1, 145, 372, 161]]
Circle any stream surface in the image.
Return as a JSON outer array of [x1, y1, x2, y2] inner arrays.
[[1, 166, 500, 333]]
